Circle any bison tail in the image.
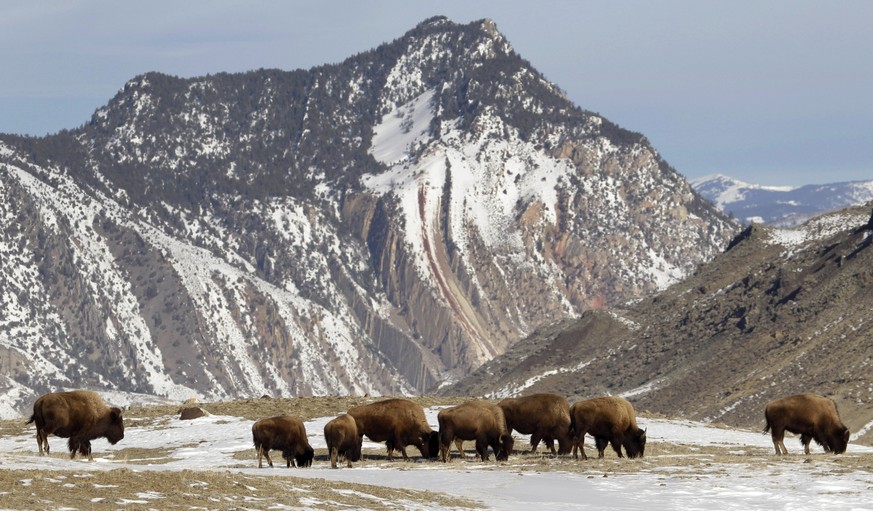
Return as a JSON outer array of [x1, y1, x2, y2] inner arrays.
[[26, 414, 36, 425]]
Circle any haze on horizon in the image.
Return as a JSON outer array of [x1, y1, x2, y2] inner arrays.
[[1, 0, 870, 187]]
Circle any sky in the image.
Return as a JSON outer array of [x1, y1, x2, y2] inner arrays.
[[1, 1, 870, 187]]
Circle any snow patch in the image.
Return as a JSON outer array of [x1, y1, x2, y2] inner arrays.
[[369, 89, 435, 165]]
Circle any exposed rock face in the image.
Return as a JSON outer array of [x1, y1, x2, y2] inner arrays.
[[0, 17, 737, 417]]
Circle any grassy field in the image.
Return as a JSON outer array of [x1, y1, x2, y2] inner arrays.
[[2, 396, 871, 510]]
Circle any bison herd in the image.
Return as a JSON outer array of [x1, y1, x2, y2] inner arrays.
[[25, 391, 852, 467]]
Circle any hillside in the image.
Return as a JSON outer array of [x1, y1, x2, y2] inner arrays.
[[444, 203, 873, 442], [0, 17, 737, 417]]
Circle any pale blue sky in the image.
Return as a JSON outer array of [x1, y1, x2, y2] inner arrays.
[[1, 1, 870, 186]]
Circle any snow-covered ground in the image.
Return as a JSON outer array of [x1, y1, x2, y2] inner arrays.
[[2, 408, 872, 510]]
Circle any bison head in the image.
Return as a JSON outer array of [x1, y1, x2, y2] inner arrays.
[[106, 407, 125, 445], [625, 428, 647, 459], [829, 426, 850, 455], [424, 431, 440, 459], [495, 434, 514, 461], [295, 446, 315, 467], [348, 439, 362, 462]]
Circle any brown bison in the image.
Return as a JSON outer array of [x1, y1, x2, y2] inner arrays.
[[764, 393, 850, 455], [27, 390, 124, 460], [437, 400, 514, 462], [569, 396, 646, 459], [347, 398, 439, 460], [324, 414, 362, 468], [498, 393, 572, 455], [251, 415, 314, 468]]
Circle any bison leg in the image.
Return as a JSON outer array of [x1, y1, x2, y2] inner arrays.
[[770, 428, 788, 455], [529, 432, 543, 454], [68, 438, 80, 460], [475, 437, 490, 461], [543, 437, 557, 456], [329, 446, 339, 469], [800, 433, 812, 455], [35, 429, 49, 456], [81, 441, 93, 461], [439, 432, 453, 463], [454, 439, 465, 458], [257, 445, 274, 468], [572, 432, 588, 460], [606, 437, 622, 458]]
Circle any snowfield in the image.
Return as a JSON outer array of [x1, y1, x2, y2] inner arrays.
[[2, 406, 872, 510]]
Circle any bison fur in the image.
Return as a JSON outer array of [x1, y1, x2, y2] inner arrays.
[[27, 390, 124, 461], [437, 400, 514, 462], [764, 393, 850, 455], [251, 415, 314, 468], [569, 396, 646, 460], [498, 393, 571, 455], [347, 398, 439, 460], [324, 414, 362, 468]]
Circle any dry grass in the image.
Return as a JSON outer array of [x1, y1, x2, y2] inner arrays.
[[4, 396, 872, 509], [0, 467, 484, 510]]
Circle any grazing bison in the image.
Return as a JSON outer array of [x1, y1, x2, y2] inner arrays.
[[27, 390, 124, 460], [437, 400, 514, 462], [498, 393, 572, 455], [764, 393, 850, 455], [346, 398, 439, 460], [324, 414, 362, 468], [251, 415, 314, 468], [569, 396, 646, 460]]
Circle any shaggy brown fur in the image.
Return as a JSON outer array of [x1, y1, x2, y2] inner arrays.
[[569, 396, 646, 459], [27, 390, 124, 460], [251, 415, 314, 468], [347, 398, 439, 460], [324, 414, 362, 468], [764, 393, 850, 455], [498, 393, 571, 455], [437, 400, 514, 462]]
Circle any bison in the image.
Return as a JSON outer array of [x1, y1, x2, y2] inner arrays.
[[346, 398, 439, 460], [569, 396, 646, 460], [251, 415, 314, 468], [27, 390, 124, 460], [498, 393, 572, 455], [764, 393, 850, 455], [437, 400, 514, 462], [324, 414, 362, 468]]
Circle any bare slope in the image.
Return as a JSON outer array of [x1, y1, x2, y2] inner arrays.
[[444, 203, 873, 442]]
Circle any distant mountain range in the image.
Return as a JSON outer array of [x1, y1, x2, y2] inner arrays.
[[691, 174, 873, 226]]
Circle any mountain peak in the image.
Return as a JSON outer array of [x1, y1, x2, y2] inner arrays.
[[0, 16, 737, 417]]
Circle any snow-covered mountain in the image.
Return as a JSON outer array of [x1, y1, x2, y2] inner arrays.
[[691, 173, 873, 226], [0, 17, 737, 417]]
